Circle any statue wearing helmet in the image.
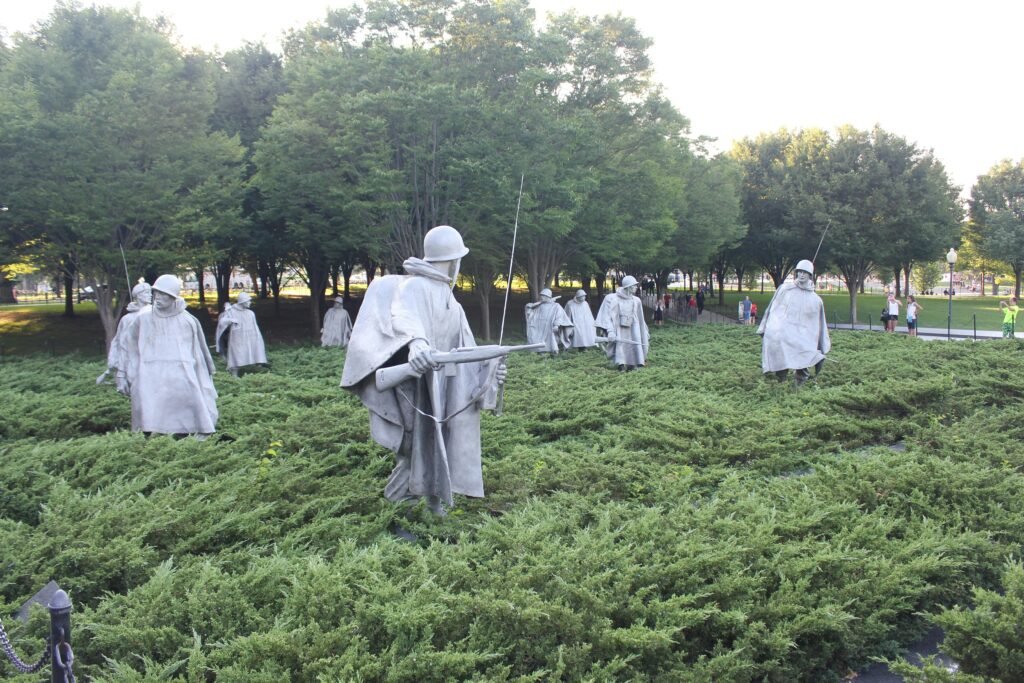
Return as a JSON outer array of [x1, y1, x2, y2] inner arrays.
[[525, 287, 574, 354], [564, 289, 598, 349], [120, 274, 219, 436], [215, 290, 268, 376], [342, 226, 508, 517], [757, 259, 831, 386], [96, 280, 153, 392], [321, 296, 353, 348], [595, 275, 650, 370]]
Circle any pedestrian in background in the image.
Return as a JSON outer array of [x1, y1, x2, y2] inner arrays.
[[905, 295, 922, 337], [1000, 297, 1019, 338]]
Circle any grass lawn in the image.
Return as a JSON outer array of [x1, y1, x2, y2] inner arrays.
[[704, 290, 1011, 331], [2, 321, 1024, 680]]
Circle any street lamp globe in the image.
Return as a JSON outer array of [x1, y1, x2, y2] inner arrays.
[[946, 248, 958, 265]]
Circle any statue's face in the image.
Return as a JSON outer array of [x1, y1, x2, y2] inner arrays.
[[240, 299, 251, 309], [795, 270, 811, 286], [137, 289, 153, 306], [435, 258, 460, 287], [153, 290, 175, 312]]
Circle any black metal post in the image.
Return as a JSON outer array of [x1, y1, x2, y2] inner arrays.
[[869, 315, 872, 332], [48, 590, 72, 683], [973, 314, 977, 341]]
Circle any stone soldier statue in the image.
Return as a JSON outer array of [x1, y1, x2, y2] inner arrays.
[[757, 259, 831, 386], [595, 275, 650, 370], [215, 291, 268, 377], [122, 274, 218, 436], [525, 288, 574, 354], [342, 226, 538, 515], [564, 289, 598, 349], [321, 296, 353, 348], [97, 280, 152, 393]]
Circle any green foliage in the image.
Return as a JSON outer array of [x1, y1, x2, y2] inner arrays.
[[3, 327, 1024, 681]]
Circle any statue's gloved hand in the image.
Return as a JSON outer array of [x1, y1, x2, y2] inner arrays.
[[96, 369, 111, 385], [408, 339, 436, 374], [495, 361, 507, 386]]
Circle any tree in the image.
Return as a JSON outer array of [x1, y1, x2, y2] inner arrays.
[[0, 5, 245, 348], [730, 129, 827, 286], [911, 260, 943, 294], [969, 159, 1024, 298]]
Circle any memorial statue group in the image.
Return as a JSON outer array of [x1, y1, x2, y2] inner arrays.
[[98, 226, 830, 517]]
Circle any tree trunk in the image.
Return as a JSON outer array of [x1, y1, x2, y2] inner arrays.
[[342, 264, 355, 299], [734, 266, 745, 293], [330, 266, 340, 297], [214, 260, 232, 311], [0, 279, 15, 304], [1015, 266, 1022, 299], [903, 263, 911, 297], [594, 271, 607, 299], [196, 266, 206, 306], [63, 266, 75, 318]]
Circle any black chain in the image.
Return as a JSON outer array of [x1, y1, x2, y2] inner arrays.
[[53, 628, 75, 683], [0, 615, 50, 674]]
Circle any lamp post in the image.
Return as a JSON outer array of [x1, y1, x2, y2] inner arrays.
[[946, 247, 958, 340]]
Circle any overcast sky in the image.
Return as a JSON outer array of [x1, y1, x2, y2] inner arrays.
[[4, 0, 1022, 195]]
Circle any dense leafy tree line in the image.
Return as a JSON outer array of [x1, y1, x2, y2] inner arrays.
[[2, 0, 1020, 339]]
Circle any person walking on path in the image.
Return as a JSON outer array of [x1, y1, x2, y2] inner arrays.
[[750, 301, 758, 326], [653, 299, 664, 326], [742, 296, 753, 325], [687, 295, 697, 321], [695, 289, 705, 315], [905, 295, 923, 337], [1000, 297, 1019, 338]]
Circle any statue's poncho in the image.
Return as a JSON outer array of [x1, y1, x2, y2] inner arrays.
[[524, 300, 573, 353], [215, 304, 268, 370], [108, 301, 150, 394], [595, 289, 650, 366], [757, 280, 831, 373], [123, 299, 218, 434], [563, 298, 597, 348], [341, 258, 496, 506], [321, 305, 352, 347]]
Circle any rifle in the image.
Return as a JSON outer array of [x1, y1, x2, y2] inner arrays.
[[595, 336, 643, 345], [375, 342, 544, 392]]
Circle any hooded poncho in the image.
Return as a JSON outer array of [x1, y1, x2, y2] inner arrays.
[[215, 303, 268, 370], [595, 287, 650, 367], [321, 303, 353, 347], [563, 296, 597, 348], [341, 258, 498, 506], [757, 278, 831, 373], [123, 298, 218, 435], [524, 298, 574, 353]]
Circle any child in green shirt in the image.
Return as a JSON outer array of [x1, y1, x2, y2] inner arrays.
[[999, 297, 1019, 338]]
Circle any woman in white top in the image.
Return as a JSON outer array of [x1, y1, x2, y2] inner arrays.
[[905, 295, 923, 337], [886, 294, 900, 332]]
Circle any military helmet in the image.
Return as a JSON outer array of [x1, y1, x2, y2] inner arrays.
[[423, 225, 469, 262], [621, 275, 639, 289], [795, 259, 815, 275], [152, 274, 182, 298]]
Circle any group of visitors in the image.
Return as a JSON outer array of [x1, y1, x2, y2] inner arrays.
[[881, 293, 923, 335]]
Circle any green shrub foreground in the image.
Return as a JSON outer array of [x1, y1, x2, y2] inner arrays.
[[3, 326, 1024, 681]]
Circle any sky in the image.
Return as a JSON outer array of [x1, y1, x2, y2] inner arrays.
[[4, 0, 1022, 196]]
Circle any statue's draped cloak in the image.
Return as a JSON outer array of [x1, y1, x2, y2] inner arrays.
[[108, 302, 149, 393], [124, 300, 218, 434], [341, 259, 492, 505], [215, 304, 267, 370], [595, 290, 650, 366], [321, 306, 352, 347], [757, 281, 831, 372], [563, 299, 597, 347], [524, 300, 573, 352]]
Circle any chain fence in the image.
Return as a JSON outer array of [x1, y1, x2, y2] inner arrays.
[[0, 616, 49, 674], [1, 586, 75, 682]]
